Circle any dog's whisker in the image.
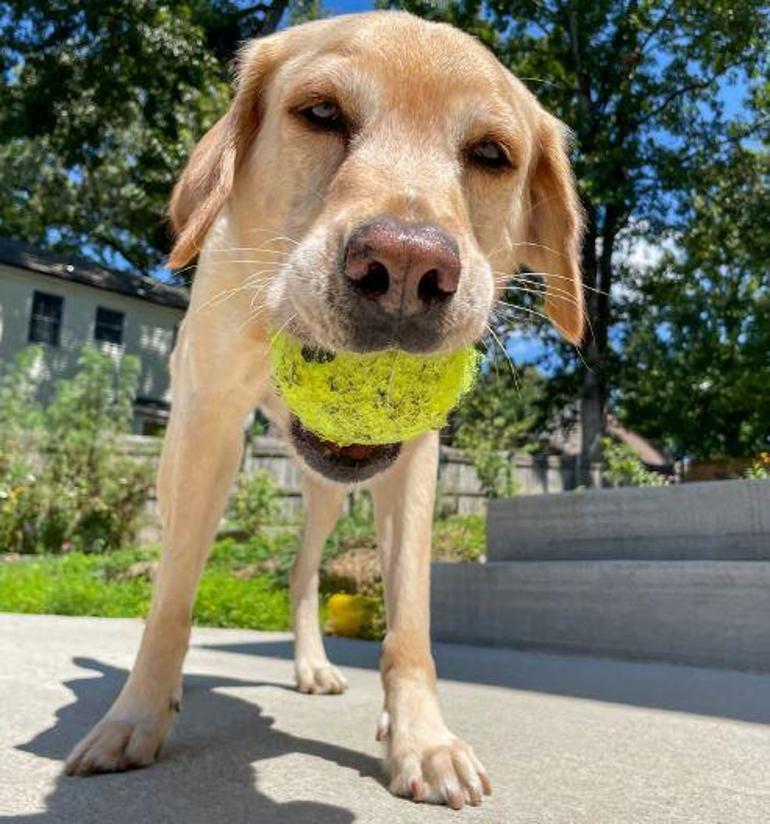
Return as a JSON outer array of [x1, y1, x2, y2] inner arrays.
[[503, 280, 584, 309], [233, 297, 278, 335], [493, 300, 556, 328], [504, 278, 598, 342], [493, 303, 593, 370], [265, 312, 298, 349], [170, 262, 198, 277], [508, 240, 567, 258], [492, 271, 609, 298], [245, 228, 301, 244], [485, 322, 520, 390], [195, 270, 280, 313]]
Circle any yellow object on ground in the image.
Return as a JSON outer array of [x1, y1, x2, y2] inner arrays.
[[326, 593, 370, 638]]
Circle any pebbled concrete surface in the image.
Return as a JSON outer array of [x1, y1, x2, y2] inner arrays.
[[2, 612, 770, 823]]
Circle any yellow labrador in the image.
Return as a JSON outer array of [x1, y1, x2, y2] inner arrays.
[[66, 11, 583, 809]]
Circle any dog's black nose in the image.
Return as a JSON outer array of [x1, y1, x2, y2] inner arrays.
[[344, 218, 460, 315]]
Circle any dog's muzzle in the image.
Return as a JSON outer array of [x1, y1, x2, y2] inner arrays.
[[289, 417, 401, 483]]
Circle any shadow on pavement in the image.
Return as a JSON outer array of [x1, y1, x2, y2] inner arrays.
[[11, 657, 381, 824], [199, 637, 770, 726]]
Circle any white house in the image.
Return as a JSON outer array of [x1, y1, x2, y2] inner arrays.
[[0, 238, 189, 433]]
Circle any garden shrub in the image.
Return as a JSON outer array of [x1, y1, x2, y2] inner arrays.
[[0, 346, 152, 553], [602, 437, 666, 487], [745, 452, 770, 479], [454, 436, 520, 499], [230, 469, 279, 535]]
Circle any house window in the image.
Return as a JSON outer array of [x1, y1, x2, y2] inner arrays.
[[28, 291, 63, 346], [95, 307, 124, 345]]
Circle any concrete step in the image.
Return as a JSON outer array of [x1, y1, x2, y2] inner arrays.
[[487, 478, 770, 561], [431, 559, 770, 671]]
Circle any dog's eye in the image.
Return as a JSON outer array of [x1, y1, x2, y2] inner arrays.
[[299, 101, 345, 132], [469, 140, 511, 170]]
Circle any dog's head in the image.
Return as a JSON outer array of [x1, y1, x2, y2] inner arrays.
[[169, 12, 583, 481]]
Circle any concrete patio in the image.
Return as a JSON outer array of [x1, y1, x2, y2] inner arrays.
[[2, 612, 770, 823]]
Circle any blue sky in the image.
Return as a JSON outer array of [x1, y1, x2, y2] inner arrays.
[[324, 0, 375, 12]]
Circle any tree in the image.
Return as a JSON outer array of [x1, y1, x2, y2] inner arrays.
[[0, 1, 292, 274], [615, 136, 770, 459], [385, 0, 770, 480]]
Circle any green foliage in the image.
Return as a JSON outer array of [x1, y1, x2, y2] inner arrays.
[[745, 453, 770, 479], [453, 361, 543, 497], [0, 548, 155, 617], [0, 0, 292, 272], [0, 505, 486, 636], [194, 571, 290, 629], [616, 143, 770, 460], [0, 346, 152, 553], [323, 492, 376, 558], [601, 437, 665, 488], [0, 543, 291, 630], [209, 530, 298, 588], [230, 470, 279, 535], [432, 514, 485, 563]]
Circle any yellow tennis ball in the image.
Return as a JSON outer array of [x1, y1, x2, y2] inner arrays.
[[326, 593, 369, 637], [270, 332, 479, 446]]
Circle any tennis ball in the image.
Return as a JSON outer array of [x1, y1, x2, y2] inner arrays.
[[270, 332, 479, 446]]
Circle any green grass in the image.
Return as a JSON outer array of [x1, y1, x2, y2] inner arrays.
[[0, 513, 485, 632], [0, 541, 291, 630]]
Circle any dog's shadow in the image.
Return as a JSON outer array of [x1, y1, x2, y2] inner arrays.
[[13, 657, 382, 824]]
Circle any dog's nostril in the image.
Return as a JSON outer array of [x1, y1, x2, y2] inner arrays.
[[351, 260, 390, 299], [418, 268, 455, 304]]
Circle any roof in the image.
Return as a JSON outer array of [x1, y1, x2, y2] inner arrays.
[[547, 408, 673, 469], [606, 415, 673, 469], [0, 237, 189, 310]]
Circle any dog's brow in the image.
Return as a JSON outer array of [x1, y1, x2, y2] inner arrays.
[[454, 100, 526, 150], [281, 58, 378, 116]]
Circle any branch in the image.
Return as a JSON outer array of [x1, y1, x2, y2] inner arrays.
[[555, 0, 596, 124], [669, 114, 770, 169], [631, 58, 747, 131], [637, 0, 678, 57], [91, 229, 147, 274]]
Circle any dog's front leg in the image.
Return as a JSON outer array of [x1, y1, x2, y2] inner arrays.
[[371, 432, 491, 809], [291, 473, 347, 694], [65, 320, 267, 776]]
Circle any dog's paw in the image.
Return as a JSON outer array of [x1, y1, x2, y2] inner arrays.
[[295, 659, 348, 694], [384, 721, 491, 809], [65, 700, 177, 776]]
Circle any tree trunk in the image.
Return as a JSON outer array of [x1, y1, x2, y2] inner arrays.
[[578, 206, 610, 486], [580, 342, 605, 485]]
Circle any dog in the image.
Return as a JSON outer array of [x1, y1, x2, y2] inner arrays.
[[65, 11, 583, 809]]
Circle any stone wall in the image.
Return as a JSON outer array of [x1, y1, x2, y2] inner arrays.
[[432, 478, 770, 671]]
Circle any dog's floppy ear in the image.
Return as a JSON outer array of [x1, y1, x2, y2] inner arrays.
[[168, 38, 280, 269], [519, 113, 585, 344]]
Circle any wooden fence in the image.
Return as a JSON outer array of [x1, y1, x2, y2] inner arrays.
[[122, 435, 597, 533]]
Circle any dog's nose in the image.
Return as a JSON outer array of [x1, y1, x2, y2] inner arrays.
[[344, 218, 460, 315]]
